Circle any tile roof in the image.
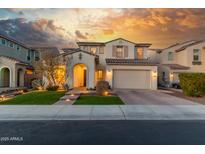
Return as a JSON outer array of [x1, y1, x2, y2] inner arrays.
[[175, 40, 205, 52], [0, 55, 29, 66], [76, 42, 105, 46], [162, 40, 197, 51], [61, 48, 99, 57], [31, 47, 63, 58], [77, 38, 151, 47], [162, 64, 190, 70], [106, 58, 158, 66], [0, 34, 30, 49]]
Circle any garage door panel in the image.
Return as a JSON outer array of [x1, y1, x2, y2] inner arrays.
[[113, 70, 151, 89]]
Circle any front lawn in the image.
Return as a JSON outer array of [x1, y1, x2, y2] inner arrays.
[[0, 91, 65, 105], [73, 96, 124, 105]]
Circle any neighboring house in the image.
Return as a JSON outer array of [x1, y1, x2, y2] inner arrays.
[[158, 40, 205, 87], [31, 47, 63, 59], [60, 38, 158, 90], [0, 34, 39, 88]]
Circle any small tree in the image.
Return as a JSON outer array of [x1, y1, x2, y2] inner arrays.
[[33, 53, 67, 88]]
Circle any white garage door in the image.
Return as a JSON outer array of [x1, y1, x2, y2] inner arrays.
[[113, 70, 151, 89]]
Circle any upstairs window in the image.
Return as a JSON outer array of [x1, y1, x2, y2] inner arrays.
[[1, 39, 6, 45], [27, 50, 31, 61], [35, 51, 40, 61], [10, 42, 14, 48], [17, 45, 20, 50], [137, 48, 143, 59], [193, 49, 200, 61], [168, 52, 173, 61], [90, 47, 97, 54], [116, 46, 123, 58]]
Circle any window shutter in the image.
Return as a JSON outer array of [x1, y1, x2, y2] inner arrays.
[[124, 46, 128, 57], [99, 47, 104, 54], [96, 47, 98, 54], [112, 45, 116, 57]]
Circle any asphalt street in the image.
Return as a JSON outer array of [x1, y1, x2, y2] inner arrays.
[[0, 120, 205, 145]]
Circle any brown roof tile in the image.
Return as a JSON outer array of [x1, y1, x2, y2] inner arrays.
[[0, 34, 30, 49], [106, 58, 158, 66], [175, 40, 205, 52], [60, 48, 99, 57], [77, 38, 151, 47], [0, 55, 29, 66], [162, 64, 190, 70]]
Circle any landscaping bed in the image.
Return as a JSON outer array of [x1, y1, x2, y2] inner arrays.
[[0, 91, 65, 105]]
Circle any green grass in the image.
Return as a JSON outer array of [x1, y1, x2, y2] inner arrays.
[[73, 96, 124, 105], [0, 91, 65, 105]]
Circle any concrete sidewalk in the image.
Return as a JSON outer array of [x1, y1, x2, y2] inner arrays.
[[1, 105, 205, 120]]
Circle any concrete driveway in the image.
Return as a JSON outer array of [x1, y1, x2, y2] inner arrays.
[[115, 89, 198, 105]]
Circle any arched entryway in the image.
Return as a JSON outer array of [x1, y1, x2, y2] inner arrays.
[[73, 64, 87, 88], [0, 67, 10, 87], [17, 68, 24, 87]]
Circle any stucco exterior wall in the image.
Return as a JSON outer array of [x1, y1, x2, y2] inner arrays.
[[64, 51, 96, 89], [175, 49, 188, 66], [160, 41, 196, 64], [182, 43, 205, 73], [15, 64, 26, 87], [0, 57, 27, 88], [105, 39, 135, 59], [0, 45, 29, 63], [147, 49, 160, 63], [0, 57, 17, 87]]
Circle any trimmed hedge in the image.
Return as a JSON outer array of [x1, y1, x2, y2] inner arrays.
[[179, 73, 205, 97]]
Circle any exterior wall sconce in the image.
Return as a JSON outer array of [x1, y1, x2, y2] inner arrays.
[[107, 69, 112, 73], [152, 70, 157, 78], [170, 72, 174, 81]]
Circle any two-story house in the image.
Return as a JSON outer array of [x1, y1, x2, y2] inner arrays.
[[0, 34, 39, 88], [158, 40, 205, 87], [61, 38, 158, 90]]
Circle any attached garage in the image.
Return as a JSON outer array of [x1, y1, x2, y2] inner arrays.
[[113, 70, 151, 89], [105, 59, 158, 90]]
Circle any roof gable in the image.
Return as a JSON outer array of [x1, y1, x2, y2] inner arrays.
[[77, 38, 151, 47], [162, 40, 197, 52], [176, 40, 205, 52], [61, 48, 98, 57], [105, 38, 136, 45], [105, 38, 151, 47]]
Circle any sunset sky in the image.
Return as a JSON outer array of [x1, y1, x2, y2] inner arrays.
[[1, 8, 205, 48]]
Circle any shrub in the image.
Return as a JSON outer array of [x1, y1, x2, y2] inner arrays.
[[46, 85, 59, 91], [179, 73, 205, 97], [96, 80, 109, 96], [31, 79, 45, 90]]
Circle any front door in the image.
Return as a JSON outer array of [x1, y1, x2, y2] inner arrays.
[[73, 64, 87, 87]]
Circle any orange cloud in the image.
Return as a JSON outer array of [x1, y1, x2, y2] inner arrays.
[[103, 29, 114, 35]]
